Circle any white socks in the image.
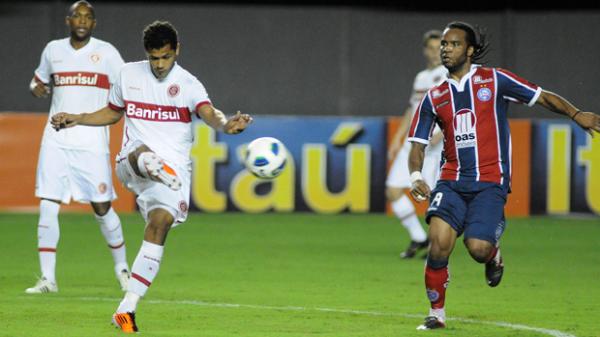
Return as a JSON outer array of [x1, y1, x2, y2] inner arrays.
[[429, 308, 446, 322], [95, 208, 129, 274], [391, 195, 427, 243], [118, 241, 164, 313], [37, 200, 60, 283]]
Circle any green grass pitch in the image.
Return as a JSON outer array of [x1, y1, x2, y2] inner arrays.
[[0, 212, 598, 337]]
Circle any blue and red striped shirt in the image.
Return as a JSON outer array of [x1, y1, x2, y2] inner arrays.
[[408, 65, 542, 187]]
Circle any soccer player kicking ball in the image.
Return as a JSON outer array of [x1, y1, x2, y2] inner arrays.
[[408, 21, 600, 330], [52, 21, 252, 333]]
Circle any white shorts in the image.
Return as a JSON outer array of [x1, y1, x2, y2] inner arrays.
[[115, 146, 191, 226], [35, 142, 116, 204], [386, 139, 442, 189]]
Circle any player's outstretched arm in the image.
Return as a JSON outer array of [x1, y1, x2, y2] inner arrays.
[[536, 90, 600, 136], [196, 104, 253, 134], [51, 106, 123, 130], [408, 142, 431, 202]]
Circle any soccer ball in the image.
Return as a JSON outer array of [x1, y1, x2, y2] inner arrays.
[[244, 137, 288, 179]]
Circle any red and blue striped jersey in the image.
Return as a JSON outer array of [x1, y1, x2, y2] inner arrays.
[[408, 65, 542, 187]]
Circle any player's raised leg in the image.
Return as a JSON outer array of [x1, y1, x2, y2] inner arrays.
[[465, 238, 504, 287], [128, 144, 181, 191], [112, 208, 174, 333], [417, 216, 457, 330], [463, 184, 507, 287], [92, 201, 130, 291], [25, 199, 61, 294]]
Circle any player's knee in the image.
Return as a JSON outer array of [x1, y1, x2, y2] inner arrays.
[[390, 194, 415, 219], [465, 239, 494, 263], [428, 241, 451, 260], [144, 208, 175, 244], [385, 187, 404, 202], [91, 201, 111, 216]]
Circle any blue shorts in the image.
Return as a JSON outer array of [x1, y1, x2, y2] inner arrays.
[[425, 180, 508, 244]]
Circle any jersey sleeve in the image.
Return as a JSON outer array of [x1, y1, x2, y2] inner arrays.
[[496, 68, 542, 107], [407, 93, 436, 145], [107, 68, 125, 111], [106, 45, 125, 85], [34, 43, 52, 84], [188, 77, 212, 112]]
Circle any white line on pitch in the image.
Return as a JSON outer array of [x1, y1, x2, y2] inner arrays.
[[22, 296, 577, 337]]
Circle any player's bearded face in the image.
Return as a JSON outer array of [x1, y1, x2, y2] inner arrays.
[[66, 5, 95, 41], [440, 29, 470, 71], [148, 44, 179, 80]]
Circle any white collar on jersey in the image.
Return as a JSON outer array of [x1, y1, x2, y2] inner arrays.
[[446, 64, 481, 92], [68, 37, 96, 53]]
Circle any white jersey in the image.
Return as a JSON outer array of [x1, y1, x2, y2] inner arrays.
[[408, 65, 447, 113], [35, 37, 124, 153], [386, 64, 446, 189], [109, 61, 211, 168]]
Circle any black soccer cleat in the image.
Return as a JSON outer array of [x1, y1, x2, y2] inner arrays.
[[400, 239, 429, 259], [416, 315, 446, 330], [485, 247, 504, 287]]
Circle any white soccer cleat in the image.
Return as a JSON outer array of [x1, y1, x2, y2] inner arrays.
[[25, 277, 58, 294], [117, 269, 130, 292], [139, 153, 181, 191]]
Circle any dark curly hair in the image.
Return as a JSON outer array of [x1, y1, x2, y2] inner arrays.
[[445, 21, 489, 64], [143, 21, 178, 51]]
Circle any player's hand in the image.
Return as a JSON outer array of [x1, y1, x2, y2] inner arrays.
[[573, 111, 600, 137], [224, 111, 253, 134], [410, 180, 431, 203], [51, 112, 80, 130], [31, 81, 51, 98]]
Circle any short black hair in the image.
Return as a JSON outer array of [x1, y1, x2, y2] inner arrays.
[[143, 21, 178, 51], [445, 21, 489, 64], [68, 1, 95, 18], [422, 29, 442, 46]]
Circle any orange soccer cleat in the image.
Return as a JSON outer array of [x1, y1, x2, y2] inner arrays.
[[112, 312, 138, 333]]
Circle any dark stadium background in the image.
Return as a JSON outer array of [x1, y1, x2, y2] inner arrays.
[[1, 0, 598, 119]]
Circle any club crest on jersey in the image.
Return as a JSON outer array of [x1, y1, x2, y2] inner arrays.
[[90, 53, 100, 63], [98, 182, 107, 194], [168, 84, 180, 97], [477, 87, 492, 102], [453, 109, 477, 148]]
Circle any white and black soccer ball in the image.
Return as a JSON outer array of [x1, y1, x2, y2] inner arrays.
[[244, 137, 288, 179]]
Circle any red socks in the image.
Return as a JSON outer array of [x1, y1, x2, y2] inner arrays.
[[425, 265, 449, 309]]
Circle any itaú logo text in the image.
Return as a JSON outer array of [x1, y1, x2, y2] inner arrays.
[[453, 109, 477, 148], [125, 102, 191, 122]]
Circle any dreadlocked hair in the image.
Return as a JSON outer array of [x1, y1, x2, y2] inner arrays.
[[446, 21, 490, 64]]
